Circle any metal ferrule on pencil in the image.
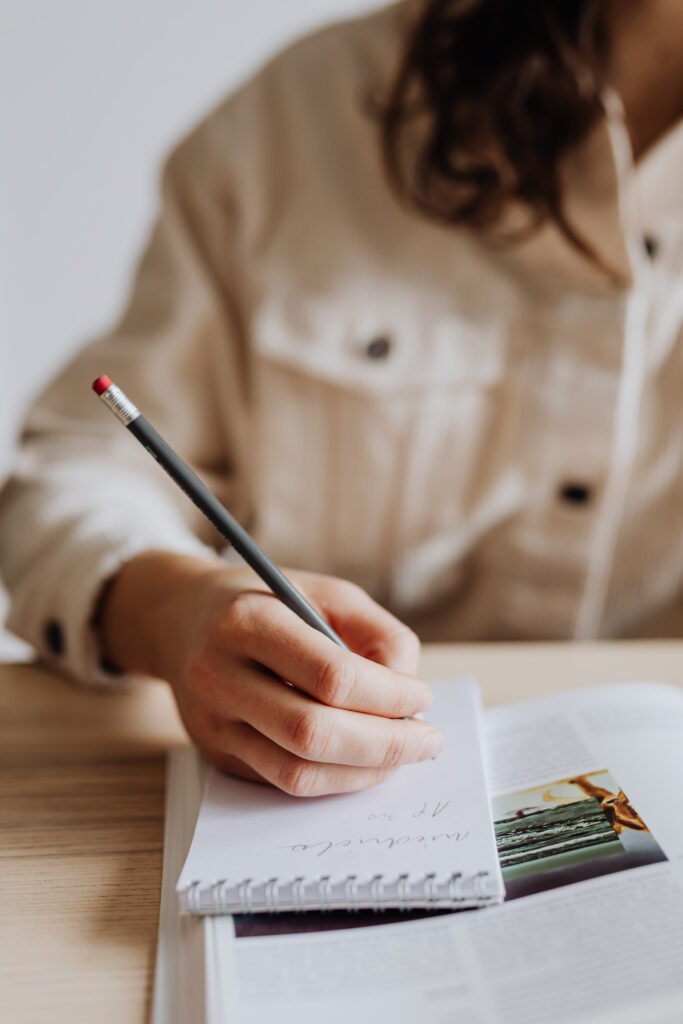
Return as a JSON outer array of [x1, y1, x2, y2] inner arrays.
[[99, 384, 141, 427]]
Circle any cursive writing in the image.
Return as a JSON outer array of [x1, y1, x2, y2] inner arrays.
[[281, 831, 470, 858], [366, 801, 451, 823]]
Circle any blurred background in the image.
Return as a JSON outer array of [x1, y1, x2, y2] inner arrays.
[[0, 0, 382, 657]]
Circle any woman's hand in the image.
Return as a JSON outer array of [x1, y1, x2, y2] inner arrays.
[[100, 552, 442, 796]]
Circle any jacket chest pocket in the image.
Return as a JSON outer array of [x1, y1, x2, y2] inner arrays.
[[248, 298, 508, 612]]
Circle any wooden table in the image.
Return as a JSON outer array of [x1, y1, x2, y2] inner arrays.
[[2, 642, 683, 1023]]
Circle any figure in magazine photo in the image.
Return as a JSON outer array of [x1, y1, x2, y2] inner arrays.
[[567, 774, 648, 833]]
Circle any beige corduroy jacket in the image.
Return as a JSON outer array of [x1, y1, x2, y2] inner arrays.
[[2, 2, 683, 686]]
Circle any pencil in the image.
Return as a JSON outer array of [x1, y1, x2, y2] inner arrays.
[[92, 375, 349, 650]]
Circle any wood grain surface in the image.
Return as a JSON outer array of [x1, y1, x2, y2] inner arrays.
[[2, 642, 682, 1022]]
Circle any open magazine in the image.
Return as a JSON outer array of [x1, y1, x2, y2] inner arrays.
[[153, 681, 683, 1024]]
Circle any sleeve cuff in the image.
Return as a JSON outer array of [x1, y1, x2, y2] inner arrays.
[[6, 531, 220, 690]]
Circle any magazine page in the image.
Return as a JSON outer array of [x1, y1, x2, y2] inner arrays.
[[208, 681, 683, 1024]]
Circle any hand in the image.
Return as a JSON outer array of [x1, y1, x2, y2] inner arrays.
[[100, 552, 442, 796]]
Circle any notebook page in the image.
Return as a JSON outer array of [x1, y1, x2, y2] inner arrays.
[[177, 678, 502, 899]]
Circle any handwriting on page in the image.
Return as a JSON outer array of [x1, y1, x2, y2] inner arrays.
[[279, 799, 470, 858], [280, 831, 471, 858], [367, 801, 451, 823]]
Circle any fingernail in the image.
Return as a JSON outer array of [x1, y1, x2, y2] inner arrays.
[[417, 729, 444, 761], [414, 684, 434, 712]]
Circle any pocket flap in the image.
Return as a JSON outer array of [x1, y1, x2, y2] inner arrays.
[[252, 293, 506, 393]]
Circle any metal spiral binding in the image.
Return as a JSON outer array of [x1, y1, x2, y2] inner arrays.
[[448, 872, 463, 900], [370, 875, 385, 911], [292, 877, 306, 911], [237, 878, 253, 912], [475, 871, 490, 898], [424, 872, 438, 903], [397, 873, 411, 910], [265, 878, 280, 911], [187, 880, 202, 914], [212, 879, 227, 912], [182, 869, 495, 914], [318, 875, 332, 909], [344, 875, 359, 906]]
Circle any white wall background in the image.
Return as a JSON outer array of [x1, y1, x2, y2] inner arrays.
[[0, 0, 381, 657]]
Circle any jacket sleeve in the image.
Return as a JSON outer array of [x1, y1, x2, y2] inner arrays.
[[0, 114, 251, 687]]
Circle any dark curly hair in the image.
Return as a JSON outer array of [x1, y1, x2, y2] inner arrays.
[[380, 0, 614, 269]]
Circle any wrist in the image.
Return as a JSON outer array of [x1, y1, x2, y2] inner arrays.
[[97, 550, 226, 683]]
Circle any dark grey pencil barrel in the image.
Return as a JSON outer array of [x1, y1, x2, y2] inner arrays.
[[127, 415, 348, 650]]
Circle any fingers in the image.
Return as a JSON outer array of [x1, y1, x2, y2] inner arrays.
[[304, 576, 421, 674], [207, 722, 400, 798], [181, 570, 439, 797], [207, 661, 443, 768], [219, 591, 432, 718]]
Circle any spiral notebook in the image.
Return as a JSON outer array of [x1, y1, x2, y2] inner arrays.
[[176, 677, 504, 913]]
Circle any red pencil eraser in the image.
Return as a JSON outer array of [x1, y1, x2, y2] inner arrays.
[[92, 375, 113, 395]]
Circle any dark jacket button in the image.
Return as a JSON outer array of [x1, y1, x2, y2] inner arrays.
[[365, 335, 392, 360], [643, 234, 659, 260], [558, 482, 593, 506], [44, 619, 66, 656]]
